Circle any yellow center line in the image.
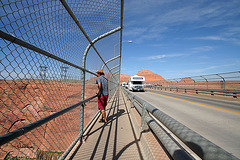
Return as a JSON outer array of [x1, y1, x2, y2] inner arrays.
[[147, 91, 240, 115]]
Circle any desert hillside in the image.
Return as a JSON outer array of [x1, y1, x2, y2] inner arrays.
[[120, 69, 165, 83], [90, 69, 164, 83], [136, 69, 165, 82], [0, 80, 98, 159], [120, 74, 131, 83]]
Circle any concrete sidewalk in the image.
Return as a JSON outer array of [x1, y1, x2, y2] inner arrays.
[[71, 89, 144, 160]]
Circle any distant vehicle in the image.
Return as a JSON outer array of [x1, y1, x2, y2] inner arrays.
[[128, 75, 145, 91], [121, 82, 128, 88]]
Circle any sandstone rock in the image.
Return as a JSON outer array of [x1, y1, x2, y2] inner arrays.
[[119, 69, 165, 83], [136, 69, 165, 82], [0, 80, 98, 159], [120, 74, 131, 83]]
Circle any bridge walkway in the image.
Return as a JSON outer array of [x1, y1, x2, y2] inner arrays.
[[70, 89, 144, 159], [68, 88, 171, 160]]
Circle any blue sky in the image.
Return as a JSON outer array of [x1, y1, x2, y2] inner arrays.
[[121, 0, 240, 79]]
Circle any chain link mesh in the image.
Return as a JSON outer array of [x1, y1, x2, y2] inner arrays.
[[1, 0, 122, 159]]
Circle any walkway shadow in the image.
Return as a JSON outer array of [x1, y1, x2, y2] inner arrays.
[[114, 139, 141, 159], [81, 92, 124, 143], [71, 89, 144, 160], [107, 109, 125, 122], [88, 92, 126, 160], [84, 109, 125, 138]]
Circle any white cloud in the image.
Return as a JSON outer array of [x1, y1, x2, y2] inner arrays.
[[224, 27, 240, 37], [126, 0, 240, 26], [141, 53, 185, 60], [181, 63, 240, 77], [125, 0, 177, 15], [191, 36, 240, 45], [123, 27, 148, 37], [185, 66, 219, 74], [123, 26, 168, 43], [124, 0, 240, 40], [192, 36, 227, 41], [147, 55, 167, 60], [191, 46, 214, 53]]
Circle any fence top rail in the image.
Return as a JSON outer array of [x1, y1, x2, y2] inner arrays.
[[147, 71, 240, 83], [147, 85, 240, 93]]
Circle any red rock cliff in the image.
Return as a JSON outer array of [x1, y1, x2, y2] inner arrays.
[[136, 69, 165, 82], [120, 74, 131, 83], [91, 69, 165, 83]]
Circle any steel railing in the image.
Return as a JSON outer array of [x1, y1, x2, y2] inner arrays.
[[122, 87, 239, 160], [145, 85, 240, 98], [146, 71, 240, 98], [0, 0, 123, 159]]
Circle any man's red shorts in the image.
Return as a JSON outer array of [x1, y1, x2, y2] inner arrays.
[[98, 95, 108, 110]]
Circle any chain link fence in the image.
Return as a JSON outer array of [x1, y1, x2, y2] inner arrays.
[[1, 0, 122, 159]]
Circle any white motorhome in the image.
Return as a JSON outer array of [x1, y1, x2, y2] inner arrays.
[[128, 75, 145, 91]]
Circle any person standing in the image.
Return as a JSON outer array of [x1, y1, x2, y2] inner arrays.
[[96, 70, 108, 123]]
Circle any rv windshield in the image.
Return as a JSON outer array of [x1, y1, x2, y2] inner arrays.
[[133, 81, 142, 84]]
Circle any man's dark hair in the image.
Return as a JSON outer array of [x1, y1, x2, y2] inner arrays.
[[100, 73, 104, 76]]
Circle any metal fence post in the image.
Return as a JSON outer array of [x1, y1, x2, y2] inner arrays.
[[194, 79, 196, 89], [201, 76, 208, 90], [183, 79, 187, 93], [141, 103, 148, 131], [216, 74, 225, 91], [80, 70, 85, 139], [176, 79, 179, 92], [130, 95, 134, 109]]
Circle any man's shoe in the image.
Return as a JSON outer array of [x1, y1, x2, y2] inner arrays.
[[99, 119, 104, 123]]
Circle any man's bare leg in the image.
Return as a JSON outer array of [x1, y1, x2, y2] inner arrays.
[[101, 110, 107, 123]]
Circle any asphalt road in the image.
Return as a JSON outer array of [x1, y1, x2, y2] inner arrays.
[[133, 89, 240, 159]]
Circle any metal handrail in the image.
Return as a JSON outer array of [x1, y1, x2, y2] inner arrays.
[[146, 85, 240, 97], [147, 85, 240, 93], [122, 87, 239, 160], [0, 95, 97, 146]]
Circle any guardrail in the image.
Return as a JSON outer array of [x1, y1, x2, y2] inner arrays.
[[145, 85, 240, 98], [146, 71, 240, 98], [122, 87, 239, 160], [0, 0, 123, 159]]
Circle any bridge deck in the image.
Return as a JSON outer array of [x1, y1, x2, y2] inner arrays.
[[70, 89, 144, 159]]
